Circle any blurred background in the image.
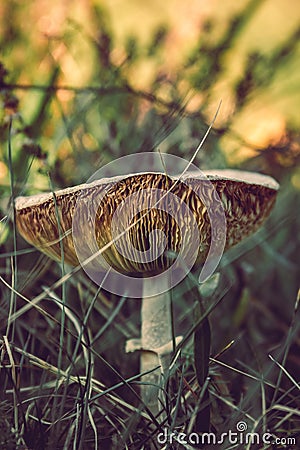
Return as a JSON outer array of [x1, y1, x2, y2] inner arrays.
[[0, 0, 300, 448], [1, 0, 300, 189]]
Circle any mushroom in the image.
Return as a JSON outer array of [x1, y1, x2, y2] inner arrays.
[[15, 168, 279, 414]]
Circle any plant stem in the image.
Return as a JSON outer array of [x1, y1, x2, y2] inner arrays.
[[141, 275, 172, 413], [194, 300, 211, 432]]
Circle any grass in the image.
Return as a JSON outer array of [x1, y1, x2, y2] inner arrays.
[[1, 113, 300, 449], [0, 2, 300, 446]]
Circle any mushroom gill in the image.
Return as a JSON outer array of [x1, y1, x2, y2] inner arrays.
[[15, 171, 278, 273]]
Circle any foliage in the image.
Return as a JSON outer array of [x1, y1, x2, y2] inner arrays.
[[0, 0, 300, 448]]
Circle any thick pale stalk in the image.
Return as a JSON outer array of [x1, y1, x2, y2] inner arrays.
[[140, 276, 172, 413]]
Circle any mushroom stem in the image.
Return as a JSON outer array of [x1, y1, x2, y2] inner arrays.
[[141, 275, 173, 413]]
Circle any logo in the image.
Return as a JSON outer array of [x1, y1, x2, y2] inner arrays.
[[72, 152, 227, 297]]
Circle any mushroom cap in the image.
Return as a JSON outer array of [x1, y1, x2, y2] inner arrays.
[[15, 170, 279, 274]]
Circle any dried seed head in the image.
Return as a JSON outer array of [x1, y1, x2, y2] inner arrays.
[[15, 170, 279, 274]]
